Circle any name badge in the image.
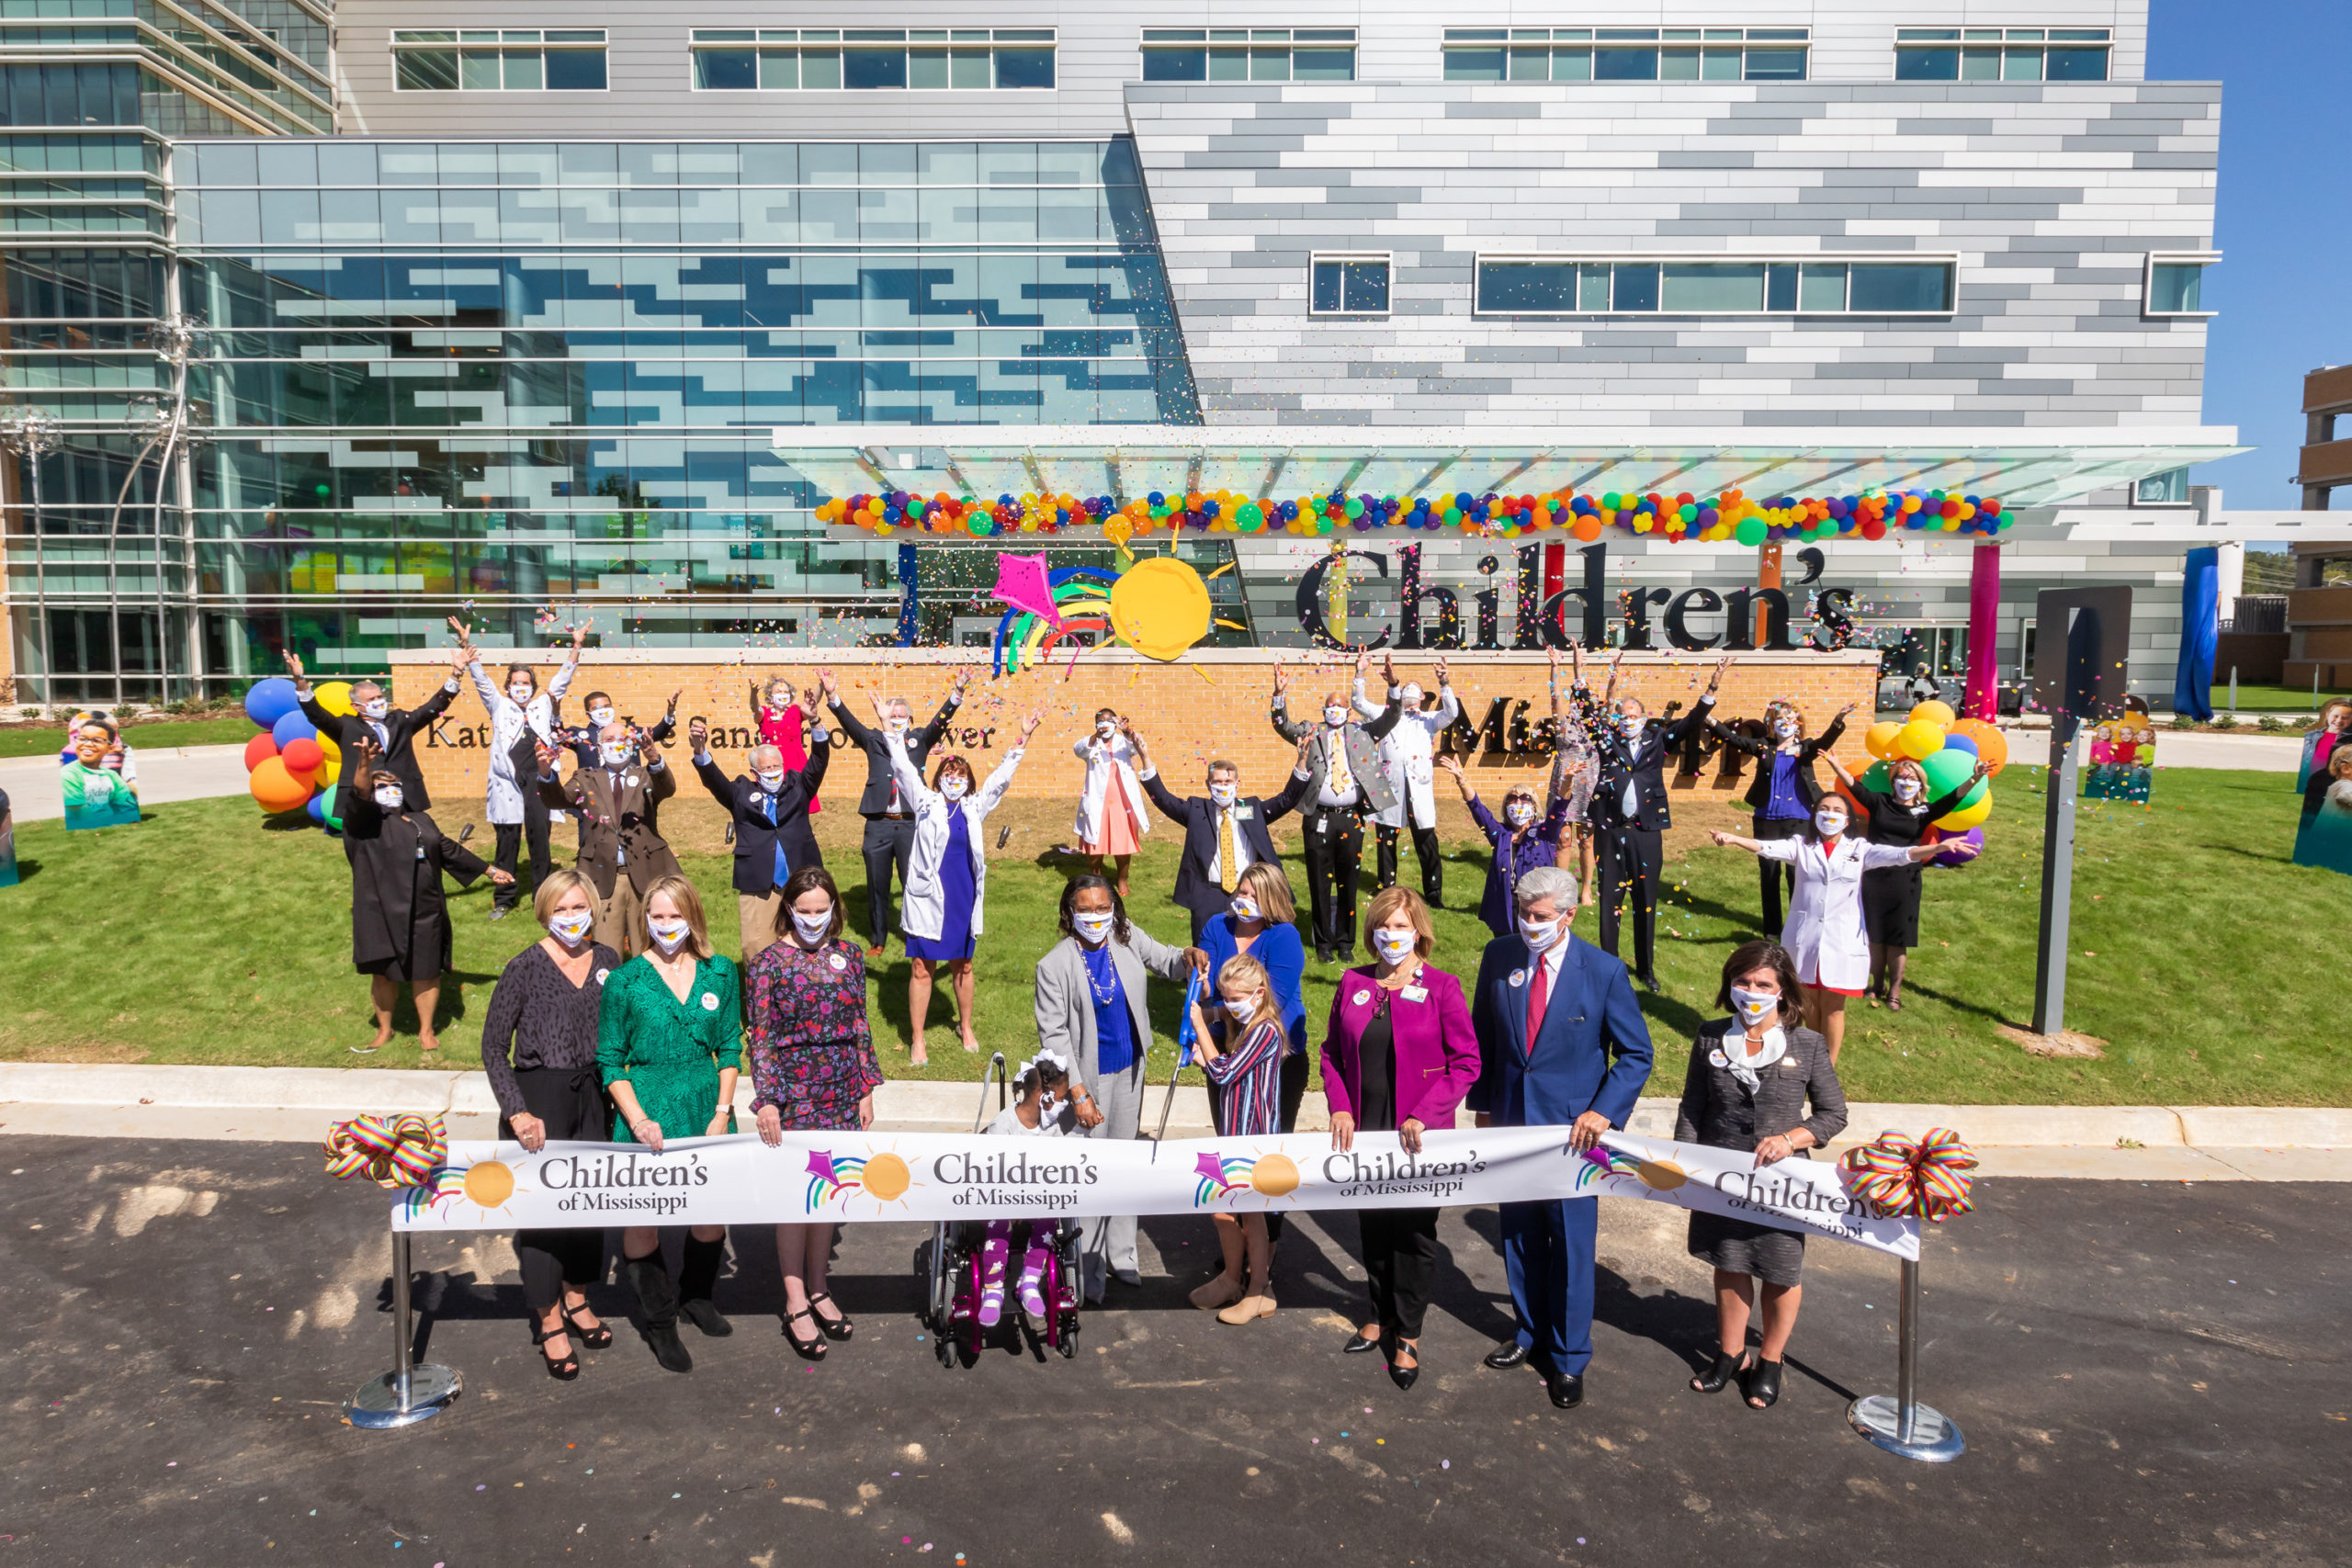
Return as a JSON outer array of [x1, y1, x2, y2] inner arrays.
[[1509, 968, 1528, 988], [1401, 985, 1430, 1003], [595, 968, 610, 986], [1314, 818, 1328, 834], [829, 953, 848, 972], [1351, 989, 1372, 1007], [1233, 805, 1254, 821], [700, 993, 718, 1011], [625, 774, 641, 788], [1709, 1048, 1729, 1068]]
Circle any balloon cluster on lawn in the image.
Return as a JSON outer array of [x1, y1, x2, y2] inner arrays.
[[239, 675, 345, 832], [1851, 699, 2008, 850], [817, 484, 2007, 544]]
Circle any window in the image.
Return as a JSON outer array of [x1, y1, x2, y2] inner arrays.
[[1310, 254, 1390, 315], [2144, 252, 2219, 318], [2134, 468, 2190, 506], [1141, 28, 1356, 84], [691, 28, 1055, 89], [392, 29, 607, 91], [1894, 27, 2108, 82], [1475, 255, 1955, 316], [1443, 27, 1805, 83]]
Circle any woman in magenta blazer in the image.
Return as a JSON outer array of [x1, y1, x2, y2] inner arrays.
[[1322, 886, 1484, 1390]]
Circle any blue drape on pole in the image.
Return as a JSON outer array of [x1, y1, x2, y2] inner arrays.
[[896, 541, 920, 647], [2174, 545, 2219, 721]]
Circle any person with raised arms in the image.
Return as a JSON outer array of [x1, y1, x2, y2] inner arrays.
[[1271, 650, 1406, 964], [827, 668, 970, 956], [691, 670, 835, 964], [285, 642, 465, 820], [1132, 726, 1312, 942], [451, 618, 583, 921]]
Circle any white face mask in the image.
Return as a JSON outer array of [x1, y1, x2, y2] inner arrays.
[[1505, 801, 1535, 828], [1814, 809, 1849, 838], [647, 916, 691, 954], [1324, 705, 1348, 728], [548, 908, 594, 947], [940, 776, 969, 801], [1730, 987, 1779, 1029], [755, 770, 785, 792], [789, 907, 833, 945], [1372, 929, 1417, 964], [1228, 894, 1261, 922], [587, 705, 615, 728], [1222, 993, 1261, 1021], [372, 784, 404, 810], [1399, 684, 1423, 707], [1096, 720, 1115, 737], [887, 714, 910, 734], [509, 683, 535, 703], [1893, 777, 1921, 802], [361, 698, 389, 720], [1619, 713, 1645, 738], [1772, 719, 1797, 739], [769, 689, 794, 709], [1208, 783, 1237, 807], [600, 740, 635, 766], [1519, 914, 1565, 954], [1072, 910, 1114, 945]]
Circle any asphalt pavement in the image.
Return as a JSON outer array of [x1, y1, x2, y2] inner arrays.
[[4, 1136, 2344, 1566]]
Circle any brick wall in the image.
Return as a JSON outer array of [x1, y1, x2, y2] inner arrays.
[[393, 648, 1880, 809]]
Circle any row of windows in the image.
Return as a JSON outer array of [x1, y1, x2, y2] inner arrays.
[[1303, 253, 2216, 319], [691, 29, 1056, 92], [178, 139, 1144, 190], [383, 24, 2113, 92]]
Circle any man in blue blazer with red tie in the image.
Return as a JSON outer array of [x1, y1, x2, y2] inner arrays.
[[1467, 863, 1654, 1409]]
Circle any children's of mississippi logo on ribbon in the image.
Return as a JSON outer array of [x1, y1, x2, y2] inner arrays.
[[1192, 1150, 1301, 1208], [401, 1156, 526, 1222], [1573, 1143, 1688, 1194], [805, 1146, 919, 1215]]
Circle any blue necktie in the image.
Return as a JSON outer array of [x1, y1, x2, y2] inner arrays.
[[764, 792, 787, 889]]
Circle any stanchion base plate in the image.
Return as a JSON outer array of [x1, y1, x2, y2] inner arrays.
[[344, 1364, 461, 1430], [1848, 1394, 1963, 1461]]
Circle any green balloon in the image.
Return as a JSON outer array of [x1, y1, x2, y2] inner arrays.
[[1734, 517, 1767, 547], [1678, 502, 1698, 524], [1920, 748, 1973, 798], [1344, 497, 1364, 519], [1602, 491, 1623, 511], [1860, 761, 1892, 795]]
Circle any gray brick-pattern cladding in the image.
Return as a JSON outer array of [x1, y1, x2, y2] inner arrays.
[[1125, 81, 2219, 430]]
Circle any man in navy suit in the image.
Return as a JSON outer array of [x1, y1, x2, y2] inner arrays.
[[687, 671, 833, 963], [1131, 728, 1314, 941], [1467, 863, 1654, 1409]]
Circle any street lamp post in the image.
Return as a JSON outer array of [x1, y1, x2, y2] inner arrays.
[[1, 407, 57, 707]]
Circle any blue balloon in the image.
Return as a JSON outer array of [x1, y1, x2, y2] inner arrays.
[[271, 708, 319, 750], [243, 675, 300, 730], [304, 793, 327, 827], [1939, 733, 1981, 760]]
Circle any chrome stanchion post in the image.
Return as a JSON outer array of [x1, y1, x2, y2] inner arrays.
[[1848, 1253, 1962, 1461], [345, 1224, 463, 1429]]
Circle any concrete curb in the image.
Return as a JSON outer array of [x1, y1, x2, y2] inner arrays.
[[3, 1063, 2346, 1148]]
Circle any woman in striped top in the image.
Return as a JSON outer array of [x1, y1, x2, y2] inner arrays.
[[1186, 953, 1290, 1327]]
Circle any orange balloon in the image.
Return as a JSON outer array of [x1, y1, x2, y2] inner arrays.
[[1864, 720, 1905, 761], [247, 756, 312, 813], [1951, 717, 2009, 776]]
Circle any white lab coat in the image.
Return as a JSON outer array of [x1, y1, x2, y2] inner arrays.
[[1351, 679, 1460, 829], [1755, 834, 1918, 993], [467, 657, 576, 825], [888, 741, 1025, 942], [1070, 732, 1151, 847]]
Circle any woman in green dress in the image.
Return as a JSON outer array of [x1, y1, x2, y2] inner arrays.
[[598, 874, 742, 1375]]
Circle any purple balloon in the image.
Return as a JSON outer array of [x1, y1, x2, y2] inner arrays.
[[1929, 826, 1984, 869]]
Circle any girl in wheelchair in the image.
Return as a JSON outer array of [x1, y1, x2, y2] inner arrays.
[[975, 1051, 1080, 1328]]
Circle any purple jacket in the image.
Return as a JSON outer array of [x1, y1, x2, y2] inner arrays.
[[1320, 964, 1485, 1132], [1467, 793, 1571, 937]]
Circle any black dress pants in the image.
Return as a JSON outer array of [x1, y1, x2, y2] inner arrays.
[[1360, 1205, 1441, 1337], [1375, 821, 1445, 905], [1302, 807, 1364, 954], [492, 791, 551, 912], [1754, 815, 1804, 934], [1595, 823, 1663, 978], [859, 816, 915, 945], [503, 1066, 609, 1310]]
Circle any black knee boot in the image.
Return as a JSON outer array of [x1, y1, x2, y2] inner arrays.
[[678, 1235, 733, 1337], [627, 1254, 694, 1373]]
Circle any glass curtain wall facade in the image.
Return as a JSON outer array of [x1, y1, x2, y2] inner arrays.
[[9, 135, 1198, 693]]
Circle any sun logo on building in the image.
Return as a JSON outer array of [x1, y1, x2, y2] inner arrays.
[[804, 1147, 920, 1216], [1574, 1144, 1687, 1194], [402, 1157, 528, 1221], [1192, 1150, 1300, 1209]]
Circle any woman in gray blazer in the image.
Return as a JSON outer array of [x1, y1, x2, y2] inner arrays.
[[1034, 875, 1208, 1303], [1673, 938, 1849, 1411]]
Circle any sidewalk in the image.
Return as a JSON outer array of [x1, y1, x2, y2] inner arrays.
[[1, 1062, 2342, 1179]]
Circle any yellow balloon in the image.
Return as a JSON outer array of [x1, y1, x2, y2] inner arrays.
[[1893, 718, 1946, 761], [1864, 720, 1905, 761], [314, 731, 343, 779], [1934, 790, 1993, 832], [1907, 699, 1957, 728], [314, 680, 356, 718]]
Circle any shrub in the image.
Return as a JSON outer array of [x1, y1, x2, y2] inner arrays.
[[2257, 715, 2286, 733], [2211, 714, 2239, 730]]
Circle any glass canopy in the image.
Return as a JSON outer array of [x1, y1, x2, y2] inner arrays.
[[768, 423, 2245, 509]]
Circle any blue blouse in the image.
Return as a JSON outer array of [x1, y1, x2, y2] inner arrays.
[[1199, 913, 1307, 1058], [1763, 751, 1807, 821], [1081, 941, 1136, 1076]]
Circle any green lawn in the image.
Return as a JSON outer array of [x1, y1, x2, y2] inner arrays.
[[0, 770, 2342, 1106], [2204, 682, 2346, 716], [0, 714, 255, 758]]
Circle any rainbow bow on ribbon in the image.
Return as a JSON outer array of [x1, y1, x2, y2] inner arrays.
[[1838, 1127, 1978, 1223], [322, 1112, 449, 1189]]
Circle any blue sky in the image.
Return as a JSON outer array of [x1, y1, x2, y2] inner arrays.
[[2151, 0, 2351, 510]]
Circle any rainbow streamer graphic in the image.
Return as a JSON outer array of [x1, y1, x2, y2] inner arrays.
[[806, 1150, 867, 1211], [990, 567, 1116, 677], [1193, 1152, 1253, 1208], [1572, 1145, 1645, 1193], [400, 1164, 470, 1220]]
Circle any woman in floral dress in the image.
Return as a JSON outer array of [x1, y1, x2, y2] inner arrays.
[[749, 864, 884, 1361]]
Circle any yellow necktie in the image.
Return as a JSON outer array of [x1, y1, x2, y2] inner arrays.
[[1219, 807, 1239, 893], [1326, 730, 1354, 795]]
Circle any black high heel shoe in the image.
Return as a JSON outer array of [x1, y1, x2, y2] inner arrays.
[[1384, 1335, 1420, 1392], [1745, 1358, 1784, 1409], [1341, 1331, 1380, 1355], [531, 1322, 582, 1382], [1691, 1348, 1753, 1394], [783, 1305, 829, 1361], [808, 1291, 855, 1341], [561, 1303, 613, 1349]]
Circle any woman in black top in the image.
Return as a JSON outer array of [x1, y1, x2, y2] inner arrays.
[[1674, 940, 1849, 1411], [481, 865, 622, 1380], [1705, 701, 1851, 931], [1821, 751, 1985, 1009]]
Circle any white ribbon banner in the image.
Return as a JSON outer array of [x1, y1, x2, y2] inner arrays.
[[389, 1127, 1917, 1260]]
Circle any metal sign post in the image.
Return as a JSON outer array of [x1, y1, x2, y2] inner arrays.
[[344, 1229, 461, 1429], [1847, 1257, 1964, 1461], [2030, 712, 2082, 1035], [2025, 586, 2132, 1040]]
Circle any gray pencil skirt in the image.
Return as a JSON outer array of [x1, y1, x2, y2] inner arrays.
[[1688, 1211, 1807, 1288]]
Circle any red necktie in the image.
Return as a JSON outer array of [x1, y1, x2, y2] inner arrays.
[[1523, 955, 1550, 1055]]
